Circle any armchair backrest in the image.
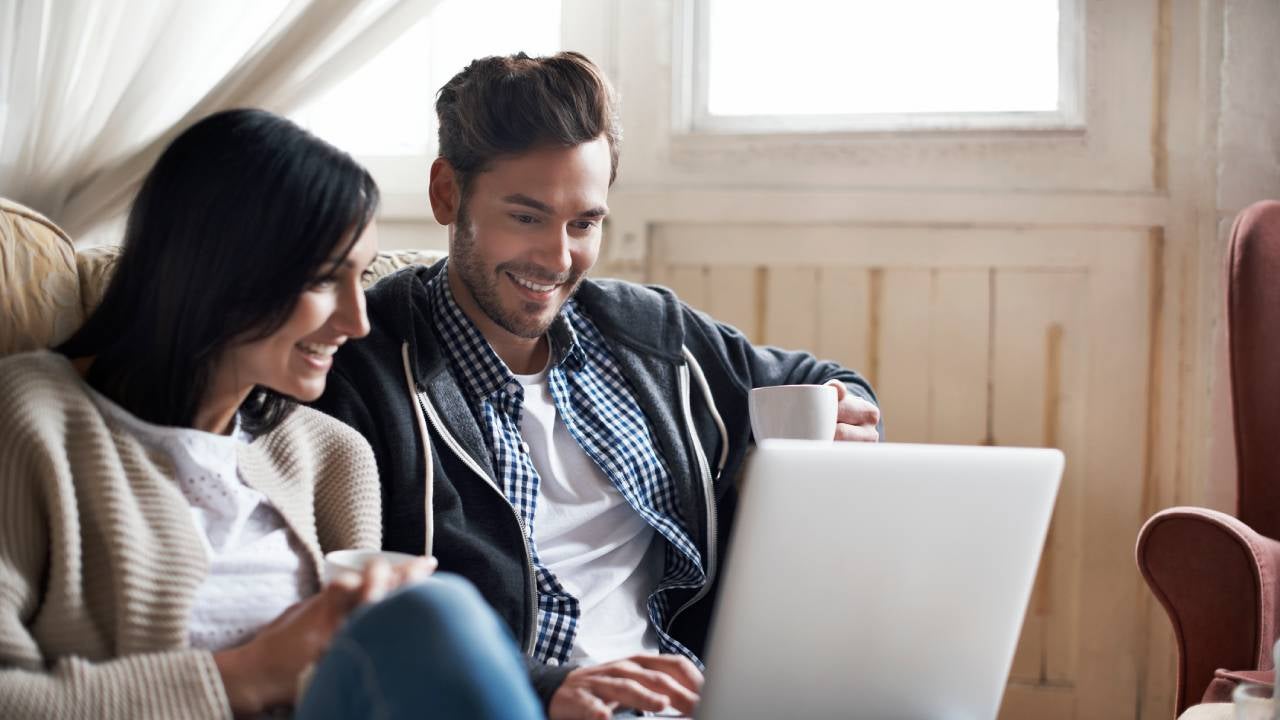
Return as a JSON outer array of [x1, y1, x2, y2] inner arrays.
[[1228, 200, 1280, 539]]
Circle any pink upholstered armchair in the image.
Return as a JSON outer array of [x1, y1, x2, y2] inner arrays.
[[1137, 200, 1280, 716]]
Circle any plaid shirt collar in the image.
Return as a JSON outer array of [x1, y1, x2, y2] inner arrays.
[[427, 262, 586, 399]]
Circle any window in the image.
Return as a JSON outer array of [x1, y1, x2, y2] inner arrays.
[[292, 0, 561, 190], [677, 0, 1079, 134]]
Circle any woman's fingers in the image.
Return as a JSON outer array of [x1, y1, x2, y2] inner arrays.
[[395, 556, 438, 586], [357, 558, 394, 605]]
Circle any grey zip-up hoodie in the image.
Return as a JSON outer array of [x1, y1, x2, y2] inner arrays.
[[310, 259, 880, 707]]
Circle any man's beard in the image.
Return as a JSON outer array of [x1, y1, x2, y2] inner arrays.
[[450, 203, 586, 340]]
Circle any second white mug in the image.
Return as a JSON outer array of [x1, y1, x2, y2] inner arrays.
[[749, 384, 838, 441]]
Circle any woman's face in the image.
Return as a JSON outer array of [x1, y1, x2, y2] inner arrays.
[[222, 222, 379, 403]]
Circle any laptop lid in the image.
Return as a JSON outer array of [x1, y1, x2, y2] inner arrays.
[[697, 441, 1063, 720]]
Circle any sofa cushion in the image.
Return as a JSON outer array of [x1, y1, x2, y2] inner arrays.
[[364, 248, 447, 284], [76, 245, 122, 317], [0, 198, 83, 354]]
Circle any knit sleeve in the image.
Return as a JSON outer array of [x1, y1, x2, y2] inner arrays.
[[0, 652, 230, 720], [0, 393, 49, 674], [0, 454, 229, 717], [305, 407, 383, 554], [0, 367, 232, 720]]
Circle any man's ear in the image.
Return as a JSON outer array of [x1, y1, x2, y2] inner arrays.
[[428, 157, 460, 226]]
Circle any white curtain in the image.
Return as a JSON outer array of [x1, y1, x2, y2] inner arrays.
[[0, 0, 443, 242]]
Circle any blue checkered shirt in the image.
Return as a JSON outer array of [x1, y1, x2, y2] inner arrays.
[[426, 267, 707, 665]]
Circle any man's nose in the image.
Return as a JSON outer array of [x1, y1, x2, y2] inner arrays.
[[532, 225, 573, 276]]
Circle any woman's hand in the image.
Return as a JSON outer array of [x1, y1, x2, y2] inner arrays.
[[215, 555, 437, 715]]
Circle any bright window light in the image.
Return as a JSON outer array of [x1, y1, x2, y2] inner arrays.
[[702, 0, 1059, 119], [294, 0, 561, 157]]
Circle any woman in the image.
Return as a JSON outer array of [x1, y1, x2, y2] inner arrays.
[[0, 110, 543, 719]]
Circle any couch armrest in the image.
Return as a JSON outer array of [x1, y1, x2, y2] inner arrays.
[[1136, 507, 1280, 715]]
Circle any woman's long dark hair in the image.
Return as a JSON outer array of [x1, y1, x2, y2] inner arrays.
[[59, 109, 379, 435]]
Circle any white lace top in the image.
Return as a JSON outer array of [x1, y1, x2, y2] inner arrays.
[[86, 387, 318, 651]]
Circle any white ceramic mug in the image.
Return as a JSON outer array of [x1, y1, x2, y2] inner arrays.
[[748, 384, 838, 441], [323, 549, 420, 584]]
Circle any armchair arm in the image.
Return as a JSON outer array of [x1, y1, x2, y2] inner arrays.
[[1136, 507, 1280, 715]]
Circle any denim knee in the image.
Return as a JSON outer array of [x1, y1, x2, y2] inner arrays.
[[348, 573, 506, 650], [300, 573, 540, 720]]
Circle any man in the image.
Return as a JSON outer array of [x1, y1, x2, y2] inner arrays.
[[312, 51, 881, 719]]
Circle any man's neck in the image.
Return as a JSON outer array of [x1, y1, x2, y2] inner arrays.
[[446, 264, 549, 375]]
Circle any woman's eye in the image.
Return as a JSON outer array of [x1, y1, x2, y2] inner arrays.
[[310, 277, 338, 290]]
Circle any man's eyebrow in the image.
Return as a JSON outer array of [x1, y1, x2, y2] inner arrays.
[[503, 193, 609, 219], [502, 193, 554, 214]]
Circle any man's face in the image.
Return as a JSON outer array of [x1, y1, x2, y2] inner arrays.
[[445, 137, 611, 340]]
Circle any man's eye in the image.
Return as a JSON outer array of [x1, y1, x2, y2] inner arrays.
[[512, 214, 537, 224], [571, 221, 598, 231]]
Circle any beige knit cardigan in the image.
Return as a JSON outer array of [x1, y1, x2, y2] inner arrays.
[[0, 351, 383, 719]]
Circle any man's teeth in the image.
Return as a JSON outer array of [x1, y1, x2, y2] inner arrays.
[[297, 342, 338, 356], [510, 274, 557, 293]]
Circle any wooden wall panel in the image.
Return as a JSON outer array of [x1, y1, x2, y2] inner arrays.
[[815, 267, 872, 380], [763, 268, 820, 350], [929, 270, 992, 446], [876, 270, 932, 443], [706, 266, 762, 343], [995, 271, 1089, 693]]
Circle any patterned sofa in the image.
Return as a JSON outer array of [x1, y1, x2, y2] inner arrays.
[[0, 197, 445, 355]]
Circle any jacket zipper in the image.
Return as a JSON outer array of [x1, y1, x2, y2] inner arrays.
[[667, 363, 719, 630], [414, 389, 539, 654]]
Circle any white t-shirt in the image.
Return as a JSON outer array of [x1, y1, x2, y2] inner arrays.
[[514, 364, 663, 665], [87, 387, 317, 652]]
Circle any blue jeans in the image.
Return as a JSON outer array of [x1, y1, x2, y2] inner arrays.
[[296, 573, 544, 720]]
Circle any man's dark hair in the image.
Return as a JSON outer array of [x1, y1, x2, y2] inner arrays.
[[58, 108, 380, 435], [435, 51, 621, 195]]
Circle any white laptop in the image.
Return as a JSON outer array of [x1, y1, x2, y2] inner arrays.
[[695, 440, 1063, 720]]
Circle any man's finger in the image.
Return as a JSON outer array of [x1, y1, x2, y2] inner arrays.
[[602, 664, 699, 713], [837, 397, 880, 425], [579, 690, 615, 720], [587, 676, 669, 713], [555, 687, 613, 720], [824, 379, 849, 400], [834, 423, 880, 442], [630, 654, 705, 692], [582, 695, 614, 720]]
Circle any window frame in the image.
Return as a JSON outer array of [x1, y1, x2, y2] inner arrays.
[[671, 0, 1085, 136], [309, 0, 607, 203]]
